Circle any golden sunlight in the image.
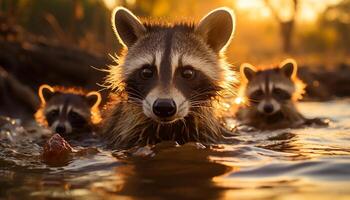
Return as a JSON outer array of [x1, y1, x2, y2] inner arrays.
[[103, 0, 119, 10], [234, 0, 271, 19], [234, 97, 245, 105], [234, 0, 343, 22]]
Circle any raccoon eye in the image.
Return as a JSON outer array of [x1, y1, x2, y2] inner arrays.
[[249, 89, 264, 101], [181, 66, 195, 80], [68, 111, 86, 124], [47, 109, 59, 118], [140, 65, 154, 79], [272, 88, 291, 100]]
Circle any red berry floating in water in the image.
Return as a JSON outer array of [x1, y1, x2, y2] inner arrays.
[[42, 134, 74, 166]]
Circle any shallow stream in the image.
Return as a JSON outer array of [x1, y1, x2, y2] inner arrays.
[[1, 100, 350, 199]]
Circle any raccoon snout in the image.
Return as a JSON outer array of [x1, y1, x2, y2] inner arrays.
[[263, 104, 274, 114], [55, 124, 67, 134], [152, 98, 177, 118]]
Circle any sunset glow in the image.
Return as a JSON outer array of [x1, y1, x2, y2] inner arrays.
[[234, 0, 343, 22]]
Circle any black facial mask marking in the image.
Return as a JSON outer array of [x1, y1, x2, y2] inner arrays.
[[125, 64, 158, 101], [249, 89, 264, 104], [44, 94, 91, 131], [174, 66, 219, 103], [45, 109, 59, 126], [272, 88, 292, 101], [68, 110, 88, 128], [247, 69, 293, 105]]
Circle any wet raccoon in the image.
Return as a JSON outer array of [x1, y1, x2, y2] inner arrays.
[[236, 59, 307, 129], [101, 7, 237, 149], [35, 84, 102, 139]]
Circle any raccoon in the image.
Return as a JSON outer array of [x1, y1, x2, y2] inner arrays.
[[35, 84, 102, 139], [236, 59, 307, 129], [101, 7, 237, 149]]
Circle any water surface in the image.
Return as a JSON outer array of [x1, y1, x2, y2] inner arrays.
[[1, 100, 350, 199]]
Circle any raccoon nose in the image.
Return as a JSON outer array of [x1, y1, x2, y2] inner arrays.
[[153, 98, 177, 118], [55, 125, 66, 134], [263, 104, 274, 114]]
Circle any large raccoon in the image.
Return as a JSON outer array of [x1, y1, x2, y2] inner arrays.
[[101, 7, 237, 149], [236, 59, 307, 129], [35, 84, 102, 139]]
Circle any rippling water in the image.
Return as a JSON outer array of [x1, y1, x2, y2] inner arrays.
[[1, 100, 350, 199]]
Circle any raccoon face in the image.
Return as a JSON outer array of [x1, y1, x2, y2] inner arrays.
[[241, 59, 297, 115], [110, 7, 235, 123], [38, 85, 101, 136]]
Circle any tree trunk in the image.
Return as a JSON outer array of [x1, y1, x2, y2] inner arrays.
[[264, 0, 298, 53], [281, 21, 294, 53]]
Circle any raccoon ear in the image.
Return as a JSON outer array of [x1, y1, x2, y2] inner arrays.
[[86, 91, 102, 109], [112, 7, 146, 48], [241, 63, 257, 81], [195, 7, 235, 53], [279, 58, 297, 78], [38, 84, 55, 104]]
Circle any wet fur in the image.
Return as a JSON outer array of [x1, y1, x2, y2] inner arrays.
[[237, 101, 305, 130], [35, 86, 102, 132], [102, 95, 224, 149], [101, 7, 237, 149], [236, 60, 307, 130]]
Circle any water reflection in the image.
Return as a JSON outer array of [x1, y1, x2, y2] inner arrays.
[[93, 143, 232, 199], [1, 100, 350, 199]]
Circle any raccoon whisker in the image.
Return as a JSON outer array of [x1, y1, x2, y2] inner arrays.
[[156, 124, 161, 139], [190, 88, 212, 96], [126, 101, 142, 106], [90, 65, 107, 72], [189, 109, 212, 119], [191, 106, 213, 109], [189, 95, 213, 101], [127, 95, 143, 101], [126, 86, 143, 94], [196, 87, 219, 93], [190, 101, 212, 107], [126, 99, 142, 106], [189, 115, 221, 141], [247, 98, 259, 104], [126, 87, 145, 98], [193, 118, 200, 141], [137, 127, 147, 144], [126, 91, 145, 100], [180, 118, 188, 131], [190, 100, 211, 104], [144, 100, 153, 108], [177, 106, 188, 114], [190, 102, 211, 106], [190, 105, 212, 109], [189, 93, 218, 102], [189, 90, 216, 100], [94, 85, 109, 93], [190, 102, 212, 108], [188, 111, 205, 119], [127, 95, 143, 103], [128, 94, 144, 100], [178, 100, 189, 109], [181, 119, 191, 141], [177, 106, 185, 113]]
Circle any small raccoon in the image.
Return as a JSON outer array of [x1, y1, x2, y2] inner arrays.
[[35, 84, 102, 138], [236, 59, 306, 129], [101, 7, 237, 149]]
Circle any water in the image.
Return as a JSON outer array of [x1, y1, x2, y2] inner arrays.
[[1, 100, 350, 199]]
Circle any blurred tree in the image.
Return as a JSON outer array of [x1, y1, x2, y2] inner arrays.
[[321, 0, 350, 53], [6, 0, 113, 54], [264, 0, 298, 53], [0, 0, 19, 17]]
